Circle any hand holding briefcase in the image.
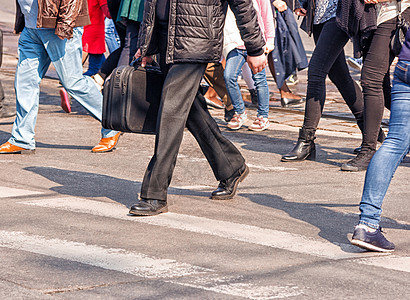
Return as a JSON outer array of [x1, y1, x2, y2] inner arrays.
[[102, 61, 164, 134]]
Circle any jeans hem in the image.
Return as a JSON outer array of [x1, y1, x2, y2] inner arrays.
[[358, 220, 379, 229]]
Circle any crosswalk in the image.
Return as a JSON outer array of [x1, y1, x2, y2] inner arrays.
[[1, 186, 409, 299]]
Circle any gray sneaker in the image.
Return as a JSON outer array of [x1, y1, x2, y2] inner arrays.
[[351, 226, 395, 252]]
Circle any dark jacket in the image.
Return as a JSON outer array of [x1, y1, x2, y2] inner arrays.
[[271, 8, 308, 89], [299, 0, 315, 36], [137, 0, 266, 64], [14, 0, 90, 39]]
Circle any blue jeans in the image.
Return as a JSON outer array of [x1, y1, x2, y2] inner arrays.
[[224, 49, 270, 118], [359, 60, 410, 229], [104, 18, 120, 54], [9, 27, 117, 150]]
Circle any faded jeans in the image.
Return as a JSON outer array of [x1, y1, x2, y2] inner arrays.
[[9, 27, 117, 149], [359, 60, 410, 228], [224, 48, 270, 118]]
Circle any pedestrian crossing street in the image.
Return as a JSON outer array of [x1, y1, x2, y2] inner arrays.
[[1, 186, 409, 299]]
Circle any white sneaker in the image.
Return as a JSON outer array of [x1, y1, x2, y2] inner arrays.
[[227, 111, 248, 130], [248, 116, 270, 131]]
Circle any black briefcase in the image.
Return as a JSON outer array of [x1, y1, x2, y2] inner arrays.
[[102, 63, 164, 134]]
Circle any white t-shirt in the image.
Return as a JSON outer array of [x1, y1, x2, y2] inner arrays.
[[17, 0, 38, 29], [376, 0, 410, 26]]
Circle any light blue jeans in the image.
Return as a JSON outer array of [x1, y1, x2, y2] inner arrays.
[[9, 27, 118, 150], [359, 60, 410, 229], [224, 49, 270, 118], [104, 18, 120, 54]]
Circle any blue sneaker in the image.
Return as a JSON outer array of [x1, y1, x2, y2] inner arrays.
[[351, 226, 395, 252]]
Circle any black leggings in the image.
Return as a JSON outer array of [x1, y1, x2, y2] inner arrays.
[[303, 18, 364, 131], [360, 9, 410, 151]]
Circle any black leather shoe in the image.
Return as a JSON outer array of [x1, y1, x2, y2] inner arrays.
[[129, 199, 168, 216], [211, 165, 249, 200]]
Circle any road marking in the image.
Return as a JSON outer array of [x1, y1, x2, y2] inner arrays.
[[246, 163, 298, 171], [22, 198, 369, 260], [0, 186, 43, 198], [0, 231, 302, 299], [354, 256, 410, 273], [176, 154, 298, 171]]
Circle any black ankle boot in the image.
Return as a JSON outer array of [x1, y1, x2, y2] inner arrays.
[[341, 148, 376, 172], [281, 127, 316, 162]]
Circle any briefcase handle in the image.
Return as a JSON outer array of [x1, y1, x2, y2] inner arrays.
[[130, 57, 160, 68]]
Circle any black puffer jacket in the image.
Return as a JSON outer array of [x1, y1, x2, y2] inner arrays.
[[138, 0, 266, 64]]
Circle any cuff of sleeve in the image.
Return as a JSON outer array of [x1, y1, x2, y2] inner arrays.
[[55, 24, 74, 40], [247, 48, 265, 57]]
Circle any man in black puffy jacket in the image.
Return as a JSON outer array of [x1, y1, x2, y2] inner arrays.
[[129, 0, 267, 216]]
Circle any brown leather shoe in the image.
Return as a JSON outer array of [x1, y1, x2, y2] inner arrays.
[[0, 141, 35, 154], [91, 132, 121, 153]]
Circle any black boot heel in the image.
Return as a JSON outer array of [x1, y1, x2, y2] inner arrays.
[[281, 127, 316, 162]]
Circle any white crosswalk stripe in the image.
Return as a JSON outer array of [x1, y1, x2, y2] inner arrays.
[[22, 197, 370, 260], [0, 186, 407, 288], [0, 187, 43, 198], [0, 231, 303, 299]]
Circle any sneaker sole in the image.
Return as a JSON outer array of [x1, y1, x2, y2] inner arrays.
[[0, 149, 35, 154], [248, 124, 270, 132], [351, 239, 395, 252], [211, 165, 249, 200], [129, 205, 168, 216]]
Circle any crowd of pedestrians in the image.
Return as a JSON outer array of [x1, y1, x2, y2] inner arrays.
[[0, 0, 408, 253]]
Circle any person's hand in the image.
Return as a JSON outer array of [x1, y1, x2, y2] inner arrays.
[[265, 44, 275, 54], [133, 49, 153, 67], [247, 53, 267, 74], [273, 0, 288, 12], [294, 8, 306, 17]]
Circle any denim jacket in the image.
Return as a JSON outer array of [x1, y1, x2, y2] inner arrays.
[[271, 7, 308, 89]]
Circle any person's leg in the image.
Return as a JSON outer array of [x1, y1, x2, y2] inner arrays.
[[186, 92, 246, 181], [117, 20, 140, 66], [140, 63, 208, 201], [8, 28, 50, 149], [40, 28, 117, 139], [104, 18, 120, 54], [203, 62, 232, 109], [252, 68, 269, 118], [360, 18, 397, 152], [203, 62, 235, 121], [303, 18, 351, 130], [83, 53, 106, 77], [359, 62, 410, 228], [267, 54, 303, 107], [282, 18, 350, 161], [224, 49, 247, 115], [0, 79, 15, 118], [351, 61, 410, 252]]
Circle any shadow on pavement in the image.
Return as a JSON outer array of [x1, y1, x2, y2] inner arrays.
[[245, 193, 410, 250], [23, 166, 211, 208]]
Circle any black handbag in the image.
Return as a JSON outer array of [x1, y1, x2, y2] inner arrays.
[[390, 0, 410, 56], [102, 60, 164, 134]]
